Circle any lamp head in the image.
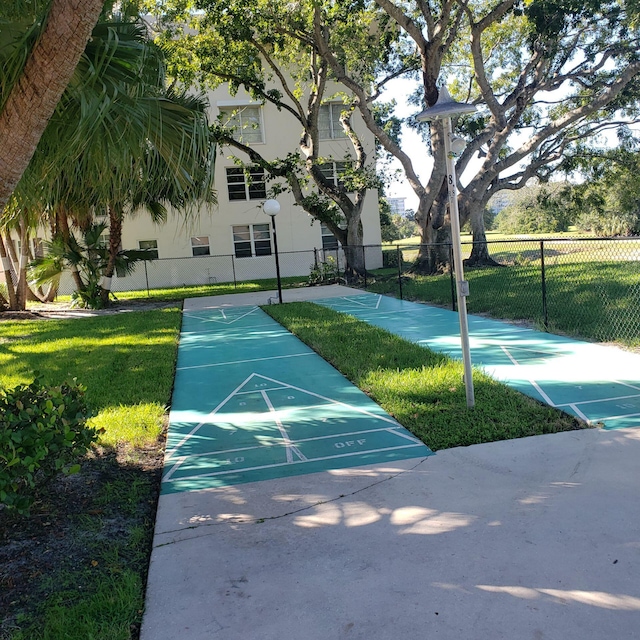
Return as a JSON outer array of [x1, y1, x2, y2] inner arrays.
[[262, 199, 281, 217], [415, 86, 477, 122]]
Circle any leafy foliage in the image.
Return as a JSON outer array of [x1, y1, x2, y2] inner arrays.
[[0, 375, 97, 514], [494, 183, 575, 234]]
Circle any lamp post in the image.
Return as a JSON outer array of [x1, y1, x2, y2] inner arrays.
[[263, 198, 283, 303], [416, 86, 477, 408]]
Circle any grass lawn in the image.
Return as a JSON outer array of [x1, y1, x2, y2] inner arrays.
[[0, 308, 182, 639], [264, 302, 584, 451]]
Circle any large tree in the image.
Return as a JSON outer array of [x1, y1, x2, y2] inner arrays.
[[151, 0, 380, 277], [0, 0, 104, 212], [274, 0, 640, 273]]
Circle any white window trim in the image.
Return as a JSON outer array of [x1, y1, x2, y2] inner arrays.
[[138, 239, 159, 259], [319, 103, 348, 140], [190, 236, 211, 257], [231, 224, 272, 259], [218, 104, 266, 145], [225, 166, 267, 202]]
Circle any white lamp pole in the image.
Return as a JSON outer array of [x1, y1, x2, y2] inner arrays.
[[263, 199, 283, 303], [416, 87, 476, 408]]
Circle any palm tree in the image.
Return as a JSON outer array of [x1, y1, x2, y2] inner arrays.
[[0, 0, 104, 212], [3, 17, 216, 310]]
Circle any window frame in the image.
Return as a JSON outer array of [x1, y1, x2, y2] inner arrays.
[[232, 223, 273, 259], [225, 166, 267, 201], [138, 239, 159, 259], [191, 236, 211, 257], [319, 103, 348, 140], [218, 104, 264, 144]]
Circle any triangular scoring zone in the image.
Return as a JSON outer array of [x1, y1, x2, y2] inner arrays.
[[163, 372, 421, 481], [183, 306, 260, 326]]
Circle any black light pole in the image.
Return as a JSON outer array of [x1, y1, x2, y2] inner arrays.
[[263, 199, 282, 303]]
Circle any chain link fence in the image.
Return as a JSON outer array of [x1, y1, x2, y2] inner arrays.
[[51, 237, 640, 345], [360, 237, 640, 346]]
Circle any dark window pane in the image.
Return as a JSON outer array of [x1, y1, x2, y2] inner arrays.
[[234, 242, 252, 258], [254, 240, 272, 256], [192, 246, 210, 256]]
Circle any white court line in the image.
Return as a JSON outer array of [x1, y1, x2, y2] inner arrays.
[[500, 346, 556, 406], [338, 294, 382, 309], [167, 426, 420, 466], [183, 306, 259, 325], [166, 371, 403, 463], [556, 392, 640, 408], [569, 403, 590, 423], [598, 410, 640, 422], [253, 373, 402, 426], [614, 380, 640, 392], [165, 374, 257, 460], [177, 352, 314, 371], [261, 390, 307, 463], [164, 443, 426, 483], [181, 322, 280, 335]]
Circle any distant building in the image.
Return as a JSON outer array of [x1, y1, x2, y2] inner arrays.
[[387, 197, 406, 216]]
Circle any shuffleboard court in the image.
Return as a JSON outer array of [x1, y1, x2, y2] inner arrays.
[[315, 293, 640, 430], [163, 304, 432, 495]]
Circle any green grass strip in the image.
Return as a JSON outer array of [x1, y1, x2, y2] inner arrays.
[[264, 303, 585, 451], [0, 308, 181, 446]]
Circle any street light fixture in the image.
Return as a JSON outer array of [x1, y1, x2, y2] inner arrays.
[[416, 86, 477, 408], [263, 198, 283, 304]]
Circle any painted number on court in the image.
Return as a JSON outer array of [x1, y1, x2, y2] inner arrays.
[[335, 439, 366, 449]]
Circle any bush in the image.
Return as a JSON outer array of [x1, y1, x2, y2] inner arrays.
[[309, 257, 340, 285], [382, 249, 403, 269], [0, 376, 97, 514]]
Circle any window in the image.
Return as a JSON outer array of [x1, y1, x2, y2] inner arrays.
[[318, 162, 350, 190], [191, 236, 210, 257], [33, 238, 44, 258], [232, 224, 272, 258], [138, 240, 159, 259], [226, 167, 267, 201], [321, 223, 339, 250], [319, 104, 347, 140], [219, 105, 263, 144]]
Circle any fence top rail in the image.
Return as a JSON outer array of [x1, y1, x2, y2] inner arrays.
[[380, 236, 640, 250]]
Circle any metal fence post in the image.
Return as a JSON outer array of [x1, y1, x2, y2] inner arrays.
[[397, 245, 403, 300], [231, 255, 237, 289], [449, 243, 456, 311], [314, 248, 318, 269], [540, 240, 548, 331], [144, 261, 150, 297]]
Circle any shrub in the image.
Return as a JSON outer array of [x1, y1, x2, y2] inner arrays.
[[382, 249, 403, 269], [0, 376, 97, 514], [309, 257, 340, 285]]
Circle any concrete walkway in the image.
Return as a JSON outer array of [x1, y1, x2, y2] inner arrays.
[[141, 287, 640, 639]]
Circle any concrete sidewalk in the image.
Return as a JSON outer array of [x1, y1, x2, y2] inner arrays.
[[141, 287, 640, 639], [142, 428, 640, 639]]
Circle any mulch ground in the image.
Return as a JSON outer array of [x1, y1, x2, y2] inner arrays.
[[0, 442, 165, 639]]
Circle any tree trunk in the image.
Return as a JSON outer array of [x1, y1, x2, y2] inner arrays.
[[100, 205, 123, 306], [343, 216, 366, 282], [0, 0, 104, 212], [0, 233, 18, 310], [14, 221, 29, 311], [465, 205, 502, 268], [57, 208, 85, 292]]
